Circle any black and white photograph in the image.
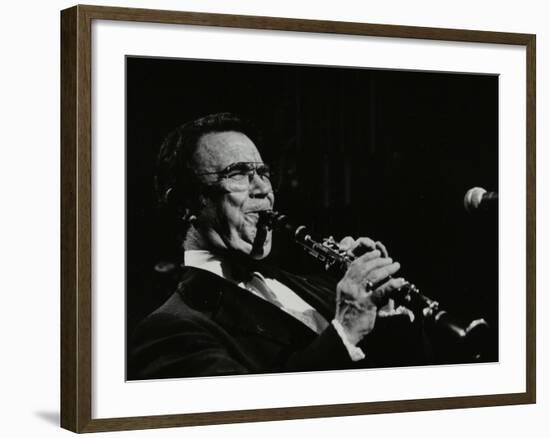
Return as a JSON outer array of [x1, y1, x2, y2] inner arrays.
[[125, 56, 499, 381], [2, 0, 545, 436]]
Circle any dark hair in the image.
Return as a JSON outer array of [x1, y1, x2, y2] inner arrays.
[[155, 112, 260, 220]]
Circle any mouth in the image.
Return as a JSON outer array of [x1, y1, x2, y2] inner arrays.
[[244, 212, 260, 222], [244, 209, 271, 221]]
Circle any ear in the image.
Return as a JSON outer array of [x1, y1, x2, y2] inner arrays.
[[183, 185, 212, 222]]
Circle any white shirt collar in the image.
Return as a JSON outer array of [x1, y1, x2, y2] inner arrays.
[[184, 249, 258, 283], [184, 250, 225, 278]]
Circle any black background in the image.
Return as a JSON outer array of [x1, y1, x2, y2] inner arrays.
[[126, 56, 498, 361]]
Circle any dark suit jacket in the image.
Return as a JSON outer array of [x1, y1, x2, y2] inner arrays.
[[128, 265, 429, 380]]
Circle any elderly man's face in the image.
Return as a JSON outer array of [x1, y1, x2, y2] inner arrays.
[[191, 131, 275, 259]]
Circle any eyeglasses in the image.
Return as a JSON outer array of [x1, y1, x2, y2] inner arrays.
[[197, 161, 272, 191]]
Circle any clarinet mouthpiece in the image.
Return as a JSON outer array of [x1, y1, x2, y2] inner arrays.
[[258, 210, 279, 229]]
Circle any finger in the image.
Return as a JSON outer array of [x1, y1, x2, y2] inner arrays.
[[338, 236, 355, 252], [377, 303, 415, 322], [347, 237, 377, 257], [395, 305, 415, 322], [352, 249, 382, 264], [348, 256, 396, 288], [370, 275, 405, 305], [378, 308, 395, 318], [375, 241, 389, 258], [368, 262, 401, 286], [349, 254, 392, 279], [338, 252, 385, 300], [378, 297, 395, 313]]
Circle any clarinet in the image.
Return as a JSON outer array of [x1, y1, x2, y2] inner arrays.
[[259, 210, 491, 358]]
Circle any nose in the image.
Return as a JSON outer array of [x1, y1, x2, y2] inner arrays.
[[248, 172, 273, 199]]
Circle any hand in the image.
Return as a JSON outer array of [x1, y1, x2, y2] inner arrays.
[[335, 236, 405, 345]]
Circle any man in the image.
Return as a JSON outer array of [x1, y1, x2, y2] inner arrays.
[[129, 112, 425, 380]]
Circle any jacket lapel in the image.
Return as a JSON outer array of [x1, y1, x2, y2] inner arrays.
[[176, 267, 319, 348]]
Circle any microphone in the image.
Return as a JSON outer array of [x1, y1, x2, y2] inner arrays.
[[463, 187, 498, 212]]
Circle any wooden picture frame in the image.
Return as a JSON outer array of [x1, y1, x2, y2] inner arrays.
[[61, 4, 536, 433]]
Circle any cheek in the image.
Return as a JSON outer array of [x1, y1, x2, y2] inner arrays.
[[223, 196, 262, 244], [218, 194, 248, 229]]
